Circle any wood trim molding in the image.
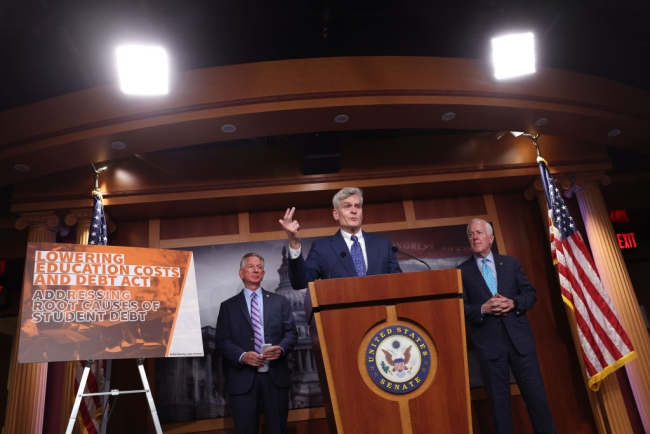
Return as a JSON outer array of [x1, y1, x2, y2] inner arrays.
[[483, 194, 508, 256], [402, 200, 417, 228], [10, 161, 613, 214], [237, 212, 250, 243], [149, 219, 160, 249]]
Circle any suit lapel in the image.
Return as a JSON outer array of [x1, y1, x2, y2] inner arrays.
[[330, 231, 357, 277], [235, 291, 253, 329], [261, 289, 271, 328], [465, 256, 493, 297], [493, 254, 505, 294], [365, 232, 377, 275]]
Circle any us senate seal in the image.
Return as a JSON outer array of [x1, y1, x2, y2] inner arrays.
[[364, 324, 431, 394]]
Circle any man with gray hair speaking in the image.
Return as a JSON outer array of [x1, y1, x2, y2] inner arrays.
[[279, 187, 402, 289]]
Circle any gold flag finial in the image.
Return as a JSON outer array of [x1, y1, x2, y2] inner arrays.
[[511, 132, 543, 162], [92, 164, 107, 191]]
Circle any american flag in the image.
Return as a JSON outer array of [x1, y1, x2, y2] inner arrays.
[[539, 159, 636, 391], [77, 189, 109, 434], [88, 190, 107, 246], [76, 360, 108, 434]]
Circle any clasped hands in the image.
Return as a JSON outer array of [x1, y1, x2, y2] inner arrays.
[[242, 345, 283, 367], [481, 293, 515, 316]]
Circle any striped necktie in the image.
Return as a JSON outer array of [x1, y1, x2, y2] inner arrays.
[[251, 292, 263, 353]]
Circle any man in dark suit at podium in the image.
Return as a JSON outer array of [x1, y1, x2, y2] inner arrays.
[[279, 187, 402, 289], [216, 253, 297, 434], [458, 218, 555, 434]]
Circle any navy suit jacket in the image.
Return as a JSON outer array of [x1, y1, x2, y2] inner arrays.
[[458, 254, 538, 361], [215, 289, 297, 395], [288, 230, 402, 289]]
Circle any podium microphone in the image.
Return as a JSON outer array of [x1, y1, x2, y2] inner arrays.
[[328, 252, 347, 278], [392, 246, 431, 271]]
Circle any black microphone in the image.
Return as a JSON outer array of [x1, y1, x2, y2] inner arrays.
[[328, 252, 347, 279], [392, 246, 431, 271]]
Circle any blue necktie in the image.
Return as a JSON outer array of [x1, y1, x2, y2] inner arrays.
[[250, 292, 263, 353], [350, 235, 367, 276], [482, 258, 498, 295]]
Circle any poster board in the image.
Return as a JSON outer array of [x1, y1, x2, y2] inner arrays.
[[18, 242, 204, 363]]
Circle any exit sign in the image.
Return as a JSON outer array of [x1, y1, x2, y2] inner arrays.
[[617, 233, 637, 249]]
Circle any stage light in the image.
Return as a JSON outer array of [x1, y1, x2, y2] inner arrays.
[[492, 32, 536, 80], [116, 45, 169, 95]]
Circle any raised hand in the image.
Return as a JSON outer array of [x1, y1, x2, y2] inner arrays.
[[279, 207, 301, 249]]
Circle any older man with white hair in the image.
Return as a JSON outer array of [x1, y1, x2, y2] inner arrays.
[[458, 218, 555, 434]]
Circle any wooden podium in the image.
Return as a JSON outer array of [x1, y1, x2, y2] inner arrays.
[[305, 269, 471, 434]]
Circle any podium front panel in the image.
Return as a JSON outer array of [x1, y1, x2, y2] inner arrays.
[[319, 305, 403, 433], [308, 270, 471, 434]]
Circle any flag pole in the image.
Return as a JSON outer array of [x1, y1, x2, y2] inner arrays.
[[523, 136, 616, 434], [92, 164, 107, 191], [70, 164, 112, 434]]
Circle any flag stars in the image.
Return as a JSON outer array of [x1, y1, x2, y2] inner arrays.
[[89, 192, 108, 245]]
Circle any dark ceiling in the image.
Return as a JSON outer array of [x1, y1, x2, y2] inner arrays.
[[1, 0, 649, 113], [1, 0, 649, 221]]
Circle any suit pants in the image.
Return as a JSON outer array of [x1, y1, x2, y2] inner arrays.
[[230, 372, 290, 434], [479, 325, 556, 434]]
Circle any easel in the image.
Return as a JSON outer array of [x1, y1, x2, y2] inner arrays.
[[65, 358, 163, 434]]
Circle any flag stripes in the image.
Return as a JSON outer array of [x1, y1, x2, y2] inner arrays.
[[539, 158, 635, 391], [75, 360, 106, 434]]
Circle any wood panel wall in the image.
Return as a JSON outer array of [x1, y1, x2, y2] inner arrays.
[[103, 192, 597, 434]]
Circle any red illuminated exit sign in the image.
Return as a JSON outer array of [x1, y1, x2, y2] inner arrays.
[[617, 233, 637, 249]]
